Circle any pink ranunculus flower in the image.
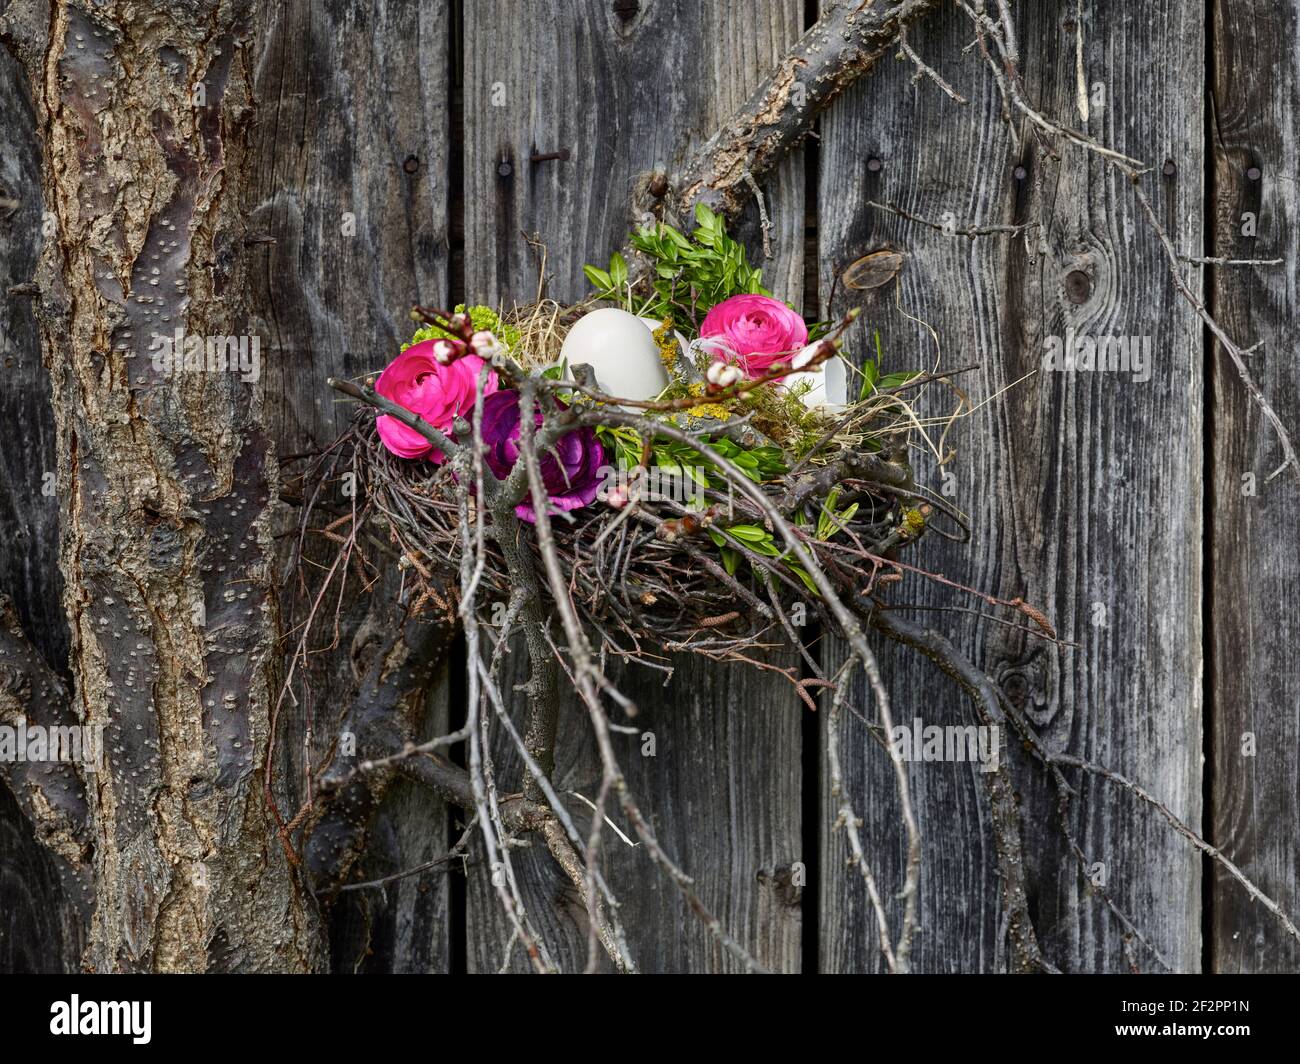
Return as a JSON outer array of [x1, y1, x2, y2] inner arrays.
[[374, 339, 498, 460], [699, 294, 809, 378], [478, 390, 606, 524]]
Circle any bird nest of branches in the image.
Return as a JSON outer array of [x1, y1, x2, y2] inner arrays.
[[319, 391, 957, 679], [305, 279, 976, 693], [268, 3, 1300, 974], [278, 210, 1074, 974]]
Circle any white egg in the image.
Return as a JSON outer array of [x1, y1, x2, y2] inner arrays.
[[560, 308, 670, 401], [782, 351, 850, 412]]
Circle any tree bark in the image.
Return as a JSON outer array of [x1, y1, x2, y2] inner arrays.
[[3, 0, 322, 971]]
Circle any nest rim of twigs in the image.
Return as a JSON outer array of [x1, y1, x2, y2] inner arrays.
[[318, 412, 963, 677], [297, 296, 978, 683]]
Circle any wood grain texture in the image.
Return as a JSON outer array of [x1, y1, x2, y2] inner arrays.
[[1208, 0, 1300, 973], [817, 0, 1204, 971], [247, 0, 452, 454], [464, 0, 805, 306], [462, 0, 806, 973], [245, 0, 453, 972]]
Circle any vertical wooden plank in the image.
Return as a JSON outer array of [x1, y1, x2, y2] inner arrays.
[[1209, 0, 1300, 973], [818, 1, 1204, 971], [245, 0, 452, 972], [462, 0, 806, 972]]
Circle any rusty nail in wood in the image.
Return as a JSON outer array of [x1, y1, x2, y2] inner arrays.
[[866, 157, 883, 173], [498, 160, 514, 177], [529, 149, 570, 164], [402, 155, 419, 174], [1013, 165, 1027, 180], [1246, 165, 1262, 181], [1162, 159, 1176, 176]]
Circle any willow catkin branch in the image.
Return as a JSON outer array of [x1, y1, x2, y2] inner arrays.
[[825, 658, 898, 973], [515, 382, 769, 973], [1050, 754, 1300, 946], [455, 414, 554, 974], [584, 407, 925, 971], [475, 653, 637, 973], [953, 0, 1298, 484], [862, 606, 1053, 974]]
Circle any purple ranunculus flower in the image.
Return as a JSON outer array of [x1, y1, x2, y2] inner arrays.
[[478, 389, 605, 523]]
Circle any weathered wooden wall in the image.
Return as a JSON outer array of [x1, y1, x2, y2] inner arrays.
[[460, 0, 808, 974], [244, 0, 455, 973], [1, 0, 1296, 972], [819, 0, 1205, 973], [1208, 0, 1300, 973]]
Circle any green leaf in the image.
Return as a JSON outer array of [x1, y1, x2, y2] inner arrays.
[[858, 359, 879, 401], [725, 524, 768, 544], [879, 370, 921, 390], [816, 497, 834, 540], [721, 548, 739, 576], [610, 203, 767, 325], [787, 564, 819, 596], [816, 487, 861, 541], [608, 252, 628, 289], [583, 265, 612, 291]]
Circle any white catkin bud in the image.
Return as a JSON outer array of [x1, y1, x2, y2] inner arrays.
[[707, 362, 743, 388], [432, 340, 456, 365], [607, 488, 628, 510], [470, 331, 505, 360], [707, 361, 740, 386]]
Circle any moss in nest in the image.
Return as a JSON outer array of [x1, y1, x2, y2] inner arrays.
[[408, 304, 521, 350], [731, 378, 834, 457], [902, 508, 927, 536]]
